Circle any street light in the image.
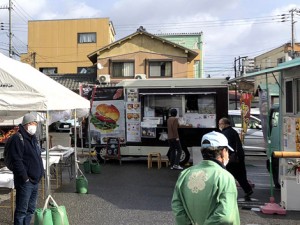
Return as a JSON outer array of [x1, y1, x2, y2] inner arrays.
[[234, 56, 248, 109]]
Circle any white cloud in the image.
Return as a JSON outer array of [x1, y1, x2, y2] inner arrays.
[[1, 0, 300, 77]]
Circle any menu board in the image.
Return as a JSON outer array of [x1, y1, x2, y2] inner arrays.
[[126, 88, 139, 102], [126, 102, 141, 142], [283, 117, 296, 151], [90, 100, 126, 145], [106, 137, 120, 157], [183, 113, 216, 128]]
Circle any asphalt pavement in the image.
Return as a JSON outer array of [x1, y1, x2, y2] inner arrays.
[[1, 132, 300, 225]]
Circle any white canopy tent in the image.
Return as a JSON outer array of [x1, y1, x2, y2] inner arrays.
[[0, 53, 90, 195]]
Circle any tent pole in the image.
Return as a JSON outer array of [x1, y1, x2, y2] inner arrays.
[[45, 110, 50, 197], [74, 109, 78, 178]]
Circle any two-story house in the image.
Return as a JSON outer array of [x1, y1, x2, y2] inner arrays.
[[87, 26, 199, 84], [21, 18, 115, 74]]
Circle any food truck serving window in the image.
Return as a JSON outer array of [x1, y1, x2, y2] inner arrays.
[[141, 92, 217, 128]]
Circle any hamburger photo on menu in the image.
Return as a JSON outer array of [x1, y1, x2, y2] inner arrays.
[[91, 104, 120, 132]]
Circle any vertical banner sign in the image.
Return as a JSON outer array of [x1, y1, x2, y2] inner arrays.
[[240, 93, 252, 139], [259, 90, 268, 142]]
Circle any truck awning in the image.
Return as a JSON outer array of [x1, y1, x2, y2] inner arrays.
[[139, 92, 216, 95], [228, 57, 300, 84]]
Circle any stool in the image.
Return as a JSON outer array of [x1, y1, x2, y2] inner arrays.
[[148, 152, 161, 169], [161, 156, 169, 167]]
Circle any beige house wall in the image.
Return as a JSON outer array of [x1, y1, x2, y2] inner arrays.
[[21, 18, 115, 74], [96, 34, 195, 80], [254, 43, 300, 90], [98, 52, 188, 78]]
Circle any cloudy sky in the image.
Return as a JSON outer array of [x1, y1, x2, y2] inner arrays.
[[0, 0, 300, 78]]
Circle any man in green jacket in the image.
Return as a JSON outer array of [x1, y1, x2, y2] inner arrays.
[[171, 131, 240, 225]]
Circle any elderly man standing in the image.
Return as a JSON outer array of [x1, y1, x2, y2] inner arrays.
[[219, 117, 253, 201], [171, 131, 240, 225], [5, 113, 44, 225]]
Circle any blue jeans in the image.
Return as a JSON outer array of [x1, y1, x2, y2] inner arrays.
[[168, 138, 182, 166], [14, 181, 38, 225]]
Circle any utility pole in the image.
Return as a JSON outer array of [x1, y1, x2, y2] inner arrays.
[[282, 8, 300, 59], [233, 56, 248, 110], [234, 57, 238, 110], [8, 0, 12, 57], [290, 8, 296, 58], [0, 0, 13, 57]]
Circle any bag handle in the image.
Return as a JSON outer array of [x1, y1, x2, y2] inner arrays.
[[46, 195, 66, 225], [76, 162, 88, 180], [43, 194, 60, 211]]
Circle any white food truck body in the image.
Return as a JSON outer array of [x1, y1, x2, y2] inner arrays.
[[83, 78, 229, 164]]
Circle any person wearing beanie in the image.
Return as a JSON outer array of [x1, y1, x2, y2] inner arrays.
[[5, 112, 44, 225], [167, 108, 183, 170]]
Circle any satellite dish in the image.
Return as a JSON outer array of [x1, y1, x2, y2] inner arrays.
[[97, 63, 103, 70]]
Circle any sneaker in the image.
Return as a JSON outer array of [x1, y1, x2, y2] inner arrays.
[[244, 190, 253, 201], [170, 166, 174, 170], [244, 196, 252, 201], [173, 165, 184, 170]]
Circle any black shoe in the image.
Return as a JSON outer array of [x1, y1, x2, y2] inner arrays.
[[274, 184, 281, 190], [244, 190, 253, 200], [244, 196, 252, 201]]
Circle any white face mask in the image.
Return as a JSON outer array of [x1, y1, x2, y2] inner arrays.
[[27, 125, 37, 135], [223, 158, 229, 167]]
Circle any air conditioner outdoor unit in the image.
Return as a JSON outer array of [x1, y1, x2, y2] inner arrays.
[[98, 74, 111, 83], [134, 74, 147, 79]]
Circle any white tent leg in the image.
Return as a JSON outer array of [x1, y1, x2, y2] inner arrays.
[[45, 110, 51, 197]]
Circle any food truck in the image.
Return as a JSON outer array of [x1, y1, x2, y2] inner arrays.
[[81, 78, 229, 164]]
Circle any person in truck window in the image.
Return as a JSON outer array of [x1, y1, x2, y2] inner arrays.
[[167, 108, 183, 170]]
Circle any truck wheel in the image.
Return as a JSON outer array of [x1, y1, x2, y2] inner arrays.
[[179, 147, 190, 165], [96, 147, 106, 163]]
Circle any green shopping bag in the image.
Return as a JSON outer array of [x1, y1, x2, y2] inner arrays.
[[48, 195, 70, 225], [34, 196, 54, 225], [76, 168, 88, 194], [34, 195, 70, 225], [51, 205, 70, 225]]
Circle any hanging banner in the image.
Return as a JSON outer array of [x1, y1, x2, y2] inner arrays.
[[240, 93, 252, 137], [258, 89, 269, 142]]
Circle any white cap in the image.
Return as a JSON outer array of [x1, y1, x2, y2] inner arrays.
[[201, 131, 234, 152]]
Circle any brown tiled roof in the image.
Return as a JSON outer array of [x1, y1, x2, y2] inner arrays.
[[49, 74, 98, 92]]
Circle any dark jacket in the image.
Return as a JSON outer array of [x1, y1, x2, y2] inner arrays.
[[221, 126, 245, 160], [9, 124, 44, 187]]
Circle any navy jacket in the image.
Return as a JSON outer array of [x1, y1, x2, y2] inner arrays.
[[8, 124, 44, 187], [221, 126, 245, 160]]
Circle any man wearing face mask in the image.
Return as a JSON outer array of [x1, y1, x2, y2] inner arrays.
[[172, 131, 240, 225], [219, 117, 253, 201], [6, 113, 44, 225]]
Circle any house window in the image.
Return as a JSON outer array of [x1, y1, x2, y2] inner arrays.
[[39, 67, 57, 75], [149, 61, 172, 77], [112, 62, 134, 78], [285, 80, 293, 113], [277, 57, 285, 65], [77, 67, 96, 74], [78, 33, 96, 43], [194, 60, 200, 78]]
